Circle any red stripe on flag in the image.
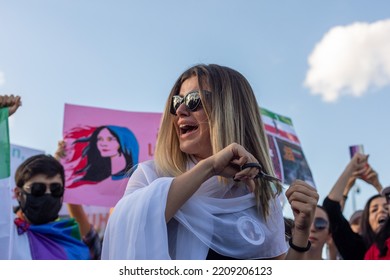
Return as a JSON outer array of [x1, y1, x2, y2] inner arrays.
[[264, 124, 300, 144]]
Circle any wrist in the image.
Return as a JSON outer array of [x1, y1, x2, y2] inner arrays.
[[195, 158, 216, 180], [290, 229, 310, 246], [288, 238, 311, 253]]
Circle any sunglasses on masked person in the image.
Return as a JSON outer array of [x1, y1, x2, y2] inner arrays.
[[313, 217, 329, 231], [24, 182, 64, 197], [170, 90, 211, 115]]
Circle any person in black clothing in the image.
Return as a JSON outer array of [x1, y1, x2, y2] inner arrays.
[[323, 152, 389, 259]]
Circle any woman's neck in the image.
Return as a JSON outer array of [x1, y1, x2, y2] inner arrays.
[[111, 153, 127, 174]]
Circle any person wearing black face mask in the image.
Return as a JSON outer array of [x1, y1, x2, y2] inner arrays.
[[16, 173, 64, 225], [4, 154, 90, 260]]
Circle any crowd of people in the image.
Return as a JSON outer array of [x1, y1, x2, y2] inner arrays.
[[1, 63, 389, 260]]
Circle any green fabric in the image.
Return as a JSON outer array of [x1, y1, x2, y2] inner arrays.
[[0, 108, 10, 179], [260, 107, 293, 126]]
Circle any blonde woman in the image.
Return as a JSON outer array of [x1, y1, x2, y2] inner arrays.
[[102, 64, 318, 260]]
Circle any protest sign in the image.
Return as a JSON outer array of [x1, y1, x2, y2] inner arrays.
[[261, 108, 315, 188], [62, 104, 161, 207]]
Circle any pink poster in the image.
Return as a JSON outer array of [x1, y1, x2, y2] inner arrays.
[[61, 104, 162, 207]]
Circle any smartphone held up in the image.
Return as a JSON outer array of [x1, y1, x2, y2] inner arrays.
[[349, 144, 364, 158]]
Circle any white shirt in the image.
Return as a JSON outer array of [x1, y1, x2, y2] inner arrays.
[[102, 160, 287, 259]]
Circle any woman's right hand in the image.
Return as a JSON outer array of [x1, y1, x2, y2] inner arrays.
[[0, 94, 22, 116]]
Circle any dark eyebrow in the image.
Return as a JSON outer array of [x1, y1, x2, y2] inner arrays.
[[370, 205, 378, 210]]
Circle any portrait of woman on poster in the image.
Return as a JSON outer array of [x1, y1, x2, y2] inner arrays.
[[64, 125, 139, 188]]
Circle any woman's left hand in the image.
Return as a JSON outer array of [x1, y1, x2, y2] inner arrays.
[[208, 143, 262, 191], [285, 180, 318, 236]]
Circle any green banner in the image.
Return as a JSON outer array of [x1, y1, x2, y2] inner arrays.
[[0, 108, 11, 179], [260, 107, 293, 126]]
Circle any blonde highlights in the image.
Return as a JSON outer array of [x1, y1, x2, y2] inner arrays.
[[155, 64, 282, 218]]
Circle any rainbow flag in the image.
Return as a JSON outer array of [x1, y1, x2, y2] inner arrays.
[[14, 217, 90, 260], [0, 108, 10, 179]]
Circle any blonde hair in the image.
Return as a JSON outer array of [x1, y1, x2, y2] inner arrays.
[[155, 64, 282, 218]]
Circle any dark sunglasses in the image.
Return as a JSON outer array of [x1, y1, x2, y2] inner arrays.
[[170, 90, 210, 115], [313, 217, 328, 231], [25, 182, 64, 197]]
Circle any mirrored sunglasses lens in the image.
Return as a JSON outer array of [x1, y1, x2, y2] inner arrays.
[[185, 92, 201, 111], [314, 218, 328, 230], [171, 96, 183, 114], [30, 183, 47, 196]]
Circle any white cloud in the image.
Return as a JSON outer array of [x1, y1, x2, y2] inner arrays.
[[304, 19, 390, 102]]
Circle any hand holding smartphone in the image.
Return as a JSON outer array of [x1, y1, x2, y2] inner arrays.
[[349, 145, 364, 158], [349, 144, 369, 179]]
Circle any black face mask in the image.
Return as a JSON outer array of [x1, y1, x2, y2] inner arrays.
[[19, 193, 63, 225]]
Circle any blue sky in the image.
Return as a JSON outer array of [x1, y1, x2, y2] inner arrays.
[[1, 0, 390, 220]]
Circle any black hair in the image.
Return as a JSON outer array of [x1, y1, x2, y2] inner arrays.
[[74, 126, 133, 182], [360, 194, 383, 248], [317, 204, 332, 233], [15, 154, 65, 188], [375, 217, 390, 257]]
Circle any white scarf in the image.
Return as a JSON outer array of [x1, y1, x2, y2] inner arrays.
[[101, 160, 287, 259]]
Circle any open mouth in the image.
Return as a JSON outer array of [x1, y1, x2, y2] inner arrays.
[[179, 124, 198, 135], [378, 217, 387, 225]]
